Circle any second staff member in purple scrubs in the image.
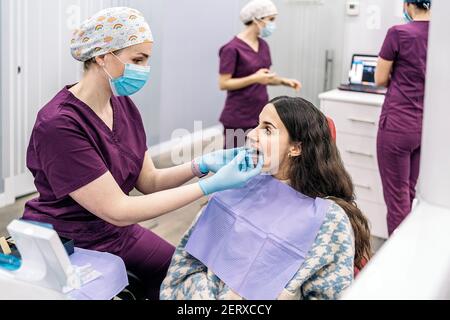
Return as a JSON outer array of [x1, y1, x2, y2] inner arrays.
[[219, 0, 302, 148], [375, 0, 431, 235]]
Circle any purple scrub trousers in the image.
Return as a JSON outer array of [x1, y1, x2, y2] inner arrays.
[[377, 130, 421, 235]]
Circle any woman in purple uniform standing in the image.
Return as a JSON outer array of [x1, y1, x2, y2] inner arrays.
[[219, 0, 302, 148], [21, 7, 263, 299], [375, 0, 431, 235]]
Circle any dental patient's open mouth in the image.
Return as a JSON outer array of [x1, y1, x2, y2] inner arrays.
[[245, 139, 263, 167], [248, 148, 261, 167]]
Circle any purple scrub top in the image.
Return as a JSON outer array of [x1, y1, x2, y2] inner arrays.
[[379, 21, 429, 133], [219, 36, 272, 128], [22, 85, 148, 252]]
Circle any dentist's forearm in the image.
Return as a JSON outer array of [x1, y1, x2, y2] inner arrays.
[[220, 75, 258, 91], [268, 76, 284, 85], [112, 182, 205, 226], [149, 162, 196, 193]]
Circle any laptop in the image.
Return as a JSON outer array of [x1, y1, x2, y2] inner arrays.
[[338, 54, 387, 95]]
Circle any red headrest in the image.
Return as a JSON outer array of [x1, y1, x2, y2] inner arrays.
[[326, 117, 337, 141]]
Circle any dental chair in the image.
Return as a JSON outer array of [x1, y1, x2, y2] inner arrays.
[[326, 117, 336, 141], [115, 270, 147, 300]]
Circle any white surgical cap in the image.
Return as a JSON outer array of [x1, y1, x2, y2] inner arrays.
[[70, 7, 153, 62], [239, 0, 278, 24]]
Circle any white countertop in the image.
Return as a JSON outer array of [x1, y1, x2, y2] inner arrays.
[[319, 89, 385, 107]]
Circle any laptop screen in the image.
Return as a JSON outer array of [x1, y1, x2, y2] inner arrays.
[[349, 55, 378, 86]]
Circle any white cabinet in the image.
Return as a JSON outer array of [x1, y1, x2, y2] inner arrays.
[[319, 89, 388, 239]]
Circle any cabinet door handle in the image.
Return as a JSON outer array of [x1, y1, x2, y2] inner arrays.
[[346, 150, 374, 158], [355, 183, 372, 190], [348, 117, 376, 125]]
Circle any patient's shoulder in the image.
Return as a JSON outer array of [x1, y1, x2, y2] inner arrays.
[[298, 200, 354, 265], [323, 201, 353, 235], [283, 201, 355, 296], [312, 200, 355, 255]]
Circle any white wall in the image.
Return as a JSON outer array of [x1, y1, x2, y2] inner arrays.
[[130, 0, 243, 144], [0, 0, 131, 205], [258, 0, 405, 104], [340, 0, 403, 82], [131, 0, 358, 142], [0, 0, 3, 194], [419, 0, 450, 208], [267, 0, 347, 105]]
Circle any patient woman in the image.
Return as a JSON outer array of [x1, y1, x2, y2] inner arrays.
[[160, 96, 372, 300]]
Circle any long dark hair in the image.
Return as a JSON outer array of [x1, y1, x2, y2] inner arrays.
[[270, 96, 372, 268], [409, 1, 431, 11]]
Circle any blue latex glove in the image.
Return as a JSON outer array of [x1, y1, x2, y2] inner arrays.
[[198, 149, 264, 196], [195, 147, 244, 174]]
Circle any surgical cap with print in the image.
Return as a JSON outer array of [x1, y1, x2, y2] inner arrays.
[[239, 0, 278, 24], [70, 7, 153, 62]]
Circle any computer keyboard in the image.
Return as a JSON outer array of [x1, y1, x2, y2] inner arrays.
[[339, 83, 387, 95]]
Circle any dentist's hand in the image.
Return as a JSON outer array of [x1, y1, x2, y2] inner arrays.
[[195, 148, 244, 174], [282, 78, 302, 92], [252, 68, 277, 85], [198, 150, 264, 196]]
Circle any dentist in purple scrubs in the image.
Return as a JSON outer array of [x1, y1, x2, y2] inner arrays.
[[219, 0, 302, 148], [22, 7, 262, 299], [375, 0, 431, 235]]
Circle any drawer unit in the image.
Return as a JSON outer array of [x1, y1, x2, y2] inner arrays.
[[321, 101, 381, 138], [357, 200, 388, 239], [346, 166, 384, 204], [320, 90, 387, 239], [336, 133, 378, 170]]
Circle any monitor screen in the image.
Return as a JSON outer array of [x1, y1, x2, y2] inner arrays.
[[349, 55, 378, 86]]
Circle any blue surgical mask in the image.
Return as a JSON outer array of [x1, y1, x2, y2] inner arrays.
[[259, 21, 276, 38], [103, 53, 150, 96], [403, 1, 414, 23], [403, 10, 413, 23]]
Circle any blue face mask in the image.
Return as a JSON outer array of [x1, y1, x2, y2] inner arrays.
[[104, 53, 150, 96], [260, 21, 276, 38], [403, 10, 413, 23]]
